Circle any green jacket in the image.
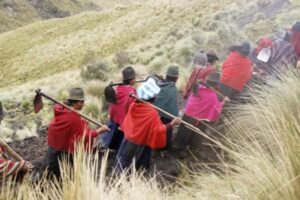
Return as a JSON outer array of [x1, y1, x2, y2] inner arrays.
[[153, 80, 179, 120]]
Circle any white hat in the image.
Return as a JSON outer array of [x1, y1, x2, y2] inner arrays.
[[137, 77, 161, 100]]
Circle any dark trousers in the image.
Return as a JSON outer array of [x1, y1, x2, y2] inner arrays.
[[44, 147, 73, 179], [160, 117, 172, 149], [218, 82, 240, 100], [172, 114, 207, 150], [115, 139, 152, 174], [101, 120, 124, 152]]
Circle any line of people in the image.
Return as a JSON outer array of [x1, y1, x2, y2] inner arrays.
[[1, 21, 299, 181]]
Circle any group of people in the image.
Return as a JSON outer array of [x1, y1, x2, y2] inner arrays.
[[1, 21, 299, 181]]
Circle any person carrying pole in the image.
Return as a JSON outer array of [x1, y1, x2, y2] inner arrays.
[[44, 87, 109, 179], [153, 66, 179, 150], [173, 72, 228, 151], [114, 78, 182, 174], [101, 66, 137, 152]]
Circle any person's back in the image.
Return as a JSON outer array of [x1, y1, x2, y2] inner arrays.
[[109, 84, 136, 126], [154, 66, 179, 122], [290, 21, 300, 60]]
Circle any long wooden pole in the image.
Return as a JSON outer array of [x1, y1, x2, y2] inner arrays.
[[35, 89, 103, 127], [0, 139, 23, 161], [129, 93, 206, 133]]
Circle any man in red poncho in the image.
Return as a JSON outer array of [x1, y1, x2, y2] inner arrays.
[[219, 42, 253, 99], [44, 87, 109, 178], [101, 66, 137, 152], [114, 78, 181, 173]]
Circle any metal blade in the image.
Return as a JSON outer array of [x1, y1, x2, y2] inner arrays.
[[33, 93, 43, 113]]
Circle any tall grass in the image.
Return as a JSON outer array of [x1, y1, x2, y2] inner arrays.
[[2, 72, 300, 199]]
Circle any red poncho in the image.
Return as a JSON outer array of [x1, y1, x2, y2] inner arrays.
[[121, 101, 167, 149], [109, 85, 136, 126], [291, 31, 300, 59], [183, 64, 216, 99], [0, 146, 25, 179], [221, 52, 252, 92], [48, 104, 98, 154]]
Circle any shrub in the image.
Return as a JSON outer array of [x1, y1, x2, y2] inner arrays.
[[80, 60, 109, 82], [84, 80, 106, 98], [113, 50, 131, 69]]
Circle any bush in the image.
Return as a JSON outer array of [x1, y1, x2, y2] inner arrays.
[[84, 80, 106, 98], [113, 50, 132, 68], [80, 60, 109, 82]]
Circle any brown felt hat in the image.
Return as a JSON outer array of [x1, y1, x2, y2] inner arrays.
[[68, 87, 85, 101], [166, 66, 179, 77], [122, 66, 136, 81], [206, 49, 219, 60], [206, 72, 220, 83]]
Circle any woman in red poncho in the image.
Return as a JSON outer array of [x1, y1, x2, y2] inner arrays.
[[101, 66, 137, 152], [115, 78, 181, 173], [219, 42, 253, 99], [44, 87, 109, 179]]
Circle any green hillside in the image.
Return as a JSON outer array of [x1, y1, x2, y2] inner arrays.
[[0, 0, 299, 89]]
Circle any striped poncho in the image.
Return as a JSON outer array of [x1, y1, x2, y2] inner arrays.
[[0, 146, 24, 179]]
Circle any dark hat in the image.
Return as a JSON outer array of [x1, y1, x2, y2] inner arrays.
[[122, 66, 136, 81], [229, 41, 251, 57], [292, 21, 300, 32], [206, 72, 220, 83], [166, 66, 179, 77], [68, 87, 85, 101], [206, 49, 219, 60]]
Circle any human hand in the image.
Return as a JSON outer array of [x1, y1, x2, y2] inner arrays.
[[171, 117, 182, 126], [223, 96, 230, 103], [97, 125, 110, 134], [22, 161, 34, 172]]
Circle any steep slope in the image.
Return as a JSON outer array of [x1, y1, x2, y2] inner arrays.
[[0, 0, 298, 89]]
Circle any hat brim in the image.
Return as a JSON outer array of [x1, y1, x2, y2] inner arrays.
[[67, 98, 85, 101], [207, 54, 219, 60]]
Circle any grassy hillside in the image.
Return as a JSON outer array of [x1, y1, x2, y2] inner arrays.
[[0, 0, 298, 89], [0, 0, 144, 33]]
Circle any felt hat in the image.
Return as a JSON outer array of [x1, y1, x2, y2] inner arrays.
[[68, 87, 85, 101], [122, 66, 136, 81], [229, 41, 251, 57], [166, 66, 179, 77], [137, 77, 161, 100], [206, 49, 219, 60]]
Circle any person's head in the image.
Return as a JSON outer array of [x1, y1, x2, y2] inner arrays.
[[122, 66, 136, 85], [137, 77, 161, 103], [206, 49, 219, 65], [229, 42, 251, 57], [166, 65, 179, 83], [67, 87, 85, 111], [193, 51, 207, 66], [205, 72, 220, 89], [292, 21, 300, 32]]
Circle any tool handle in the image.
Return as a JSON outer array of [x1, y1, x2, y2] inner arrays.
[[129, 93, 207, 134], [0, 139, 23, 161], [35, 89, 102, 127], [199, 81, 226, 99]]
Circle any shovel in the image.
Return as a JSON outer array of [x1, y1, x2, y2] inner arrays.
[[33, 89, 103, 127]]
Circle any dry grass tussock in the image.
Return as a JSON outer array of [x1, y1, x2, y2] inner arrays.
[[2, 72, 300, 199], [174, 71, 300, 199], [0, 144, 170, 200]]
